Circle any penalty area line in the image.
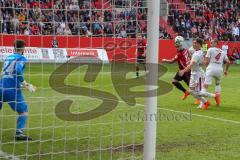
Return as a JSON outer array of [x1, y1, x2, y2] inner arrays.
[[27, 96, 240, 125], [133, 102, 240, 125]]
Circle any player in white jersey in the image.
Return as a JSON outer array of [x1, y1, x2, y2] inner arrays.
[[202, 39, 230, 107], [188, 45, 203, 105], [188, 46, 195, 55], [179, 38, 210, 109]]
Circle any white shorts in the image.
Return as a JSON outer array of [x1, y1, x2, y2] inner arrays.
[[204, 69, 223, 85], [189, 72, 205, 92]]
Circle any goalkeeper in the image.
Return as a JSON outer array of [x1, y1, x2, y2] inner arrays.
[[0, 40, 36, 141]]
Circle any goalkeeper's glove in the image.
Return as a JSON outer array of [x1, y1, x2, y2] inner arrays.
[[22, 80, 36, 93]]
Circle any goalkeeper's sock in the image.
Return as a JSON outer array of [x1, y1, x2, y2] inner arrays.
[[16, 114, 27, 135]]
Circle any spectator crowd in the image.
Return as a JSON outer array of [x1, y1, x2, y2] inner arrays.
[[0, 0, 171, 39], [168, 0, 240, 41], [228, 47, 240, 62], [1, 0, 240, 42]]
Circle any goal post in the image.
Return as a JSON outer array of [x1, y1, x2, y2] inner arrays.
[[144, 0, 160, 160], [0, 0, 161, 159]]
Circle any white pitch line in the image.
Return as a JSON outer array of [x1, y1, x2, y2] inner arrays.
[[27, 96, 240, 125], [133, 103, 240, 125], [0, 150, 20, 160]]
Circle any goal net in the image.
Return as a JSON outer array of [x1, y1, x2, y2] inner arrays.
[[0, 0, 161, 160], [0, 0, 235, 159]]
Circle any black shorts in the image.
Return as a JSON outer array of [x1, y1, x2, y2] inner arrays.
[[137, 55, 146, 64], [174, 71, 191, 86]]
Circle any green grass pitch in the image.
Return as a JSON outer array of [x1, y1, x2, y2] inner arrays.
[[0, 63, 240, 160]]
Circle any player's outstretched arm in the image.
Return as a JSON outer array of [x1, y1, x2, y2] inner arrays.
[[179, 60, 195, 76], [162, 55, 177, 64]]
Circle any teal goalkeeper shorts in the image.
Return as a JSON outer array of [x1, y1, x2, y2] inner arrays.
[[0, 88, 28, 113]]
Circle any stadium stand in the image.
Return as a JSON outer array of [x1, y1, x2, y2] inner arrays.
[[0, 0, 171, 39], [1, 0, 239, 41], [168, 0, 240, 41]]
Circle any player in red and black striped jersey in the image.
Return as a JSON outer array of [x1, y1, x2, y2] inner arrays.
[[162, 36, 192, 100], [136, 34, 147, 78]]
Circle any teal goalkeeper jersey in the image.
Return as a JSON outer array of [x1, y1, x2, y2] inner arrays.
[[0, 53, 27, 89]]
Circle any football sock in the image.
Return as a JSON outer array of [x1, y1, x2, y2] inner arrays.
[[215, 85, 221, 94], [172, 81, 186, 93], [136, 67, 139, 77], [16, 114, 27, 135]]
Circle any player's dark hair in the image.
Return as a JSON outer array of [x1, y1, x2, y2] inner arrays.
[[14, 40, 26, 52], [194, 38, 204, 46]]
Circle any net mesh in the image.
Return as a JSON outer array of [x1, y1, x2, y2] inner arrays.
[[0, 0, 149, 159]]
